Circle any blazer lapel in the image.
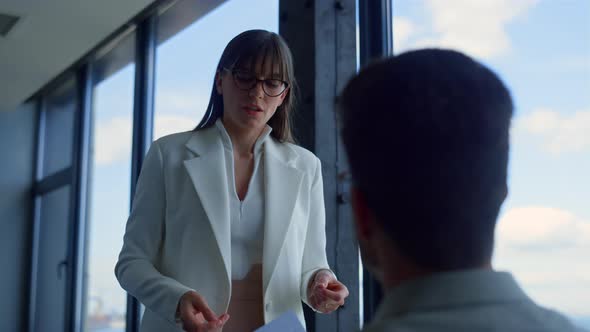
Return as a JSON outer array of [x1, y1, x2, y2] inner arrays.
[[183, 127, 231, 286], [262, 139, 303, 296]]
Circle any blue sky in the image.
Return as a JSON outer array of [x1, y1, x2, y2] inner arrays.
[[86, 0, 589, 327], [392, 0, 590, 323]]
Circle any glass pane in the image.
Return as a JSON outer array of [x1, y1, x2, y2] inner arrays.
[[154, 0, 279, 140], [34, 185, 71, 332], [43, 77, 76, 176], [392, 1, 590, 329], [85, 32, 136, 332]]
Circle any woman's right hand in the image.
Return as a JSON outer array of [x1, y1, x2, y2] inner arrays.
[[177, 291, 230, 332]]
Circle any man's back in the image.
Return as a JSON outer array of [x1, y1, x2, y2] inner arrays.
[[363, 270, 584, 332]]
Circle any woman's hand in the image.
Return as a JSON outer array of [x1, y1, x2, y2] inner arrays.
[[177, 291, 230, 332], [307, 270, 349, 313]]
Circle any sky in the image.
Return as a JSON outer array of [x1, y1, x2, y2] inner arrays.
[[85, 0, 589, 328], [392, 0, 590, 324]]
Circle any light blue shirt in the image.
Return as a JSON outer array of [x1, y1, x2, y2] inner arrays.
[[363, 269, 585, 332]]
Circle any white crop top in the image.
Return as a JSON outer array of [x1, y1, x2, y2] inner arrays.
[[215, 120, 272, 280]]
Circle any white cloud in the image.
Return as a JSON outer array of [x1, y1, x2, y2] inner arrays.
[[395, 0, 538, 59], [494, 206, 590, 315], [155, 90, 210, 115], [153, 114, 200, 140], [392, 16, 416, 51], [153, 90, 209, 139], [94, 117, 133, 166], [513, 108, 590, 155], [92, 86, 209, 166], [94, 114, 199, 166], [497, 206, 590, 249]]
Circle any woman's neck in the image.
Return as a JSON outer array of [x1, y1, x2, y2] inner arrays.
[[221, 118, 264, 156]]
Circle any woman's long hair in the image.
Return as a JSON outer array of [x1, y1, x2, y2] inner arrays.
[[195, 29, 297, 143]]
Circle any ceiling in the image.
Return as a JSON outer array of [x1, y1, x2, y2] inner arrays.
[[0, 0, 156, 112]]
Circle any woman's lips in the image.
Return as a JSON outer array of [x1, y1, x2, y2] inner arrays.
[[242, 105, 263, 115]]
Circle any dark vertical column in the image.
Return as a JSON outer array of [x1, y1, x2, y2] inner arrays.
[[358, 0, 392, 324], [67, 64, 93, 332], [127, 15, 156, 332], [279, 1, 358, 331], [63, 73, 82, 332], [333, 1, 359, 331], [359, 0, 392, 67], [27, 99, 45, 332]]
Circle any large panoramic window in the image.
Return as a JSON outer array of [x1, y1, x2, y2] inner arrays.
[[85, 31, 136, 332], [392, 1, 590, 329]]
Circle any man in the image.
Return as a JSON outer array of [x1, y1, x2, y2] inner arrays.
[[338, 49, 584, 332]]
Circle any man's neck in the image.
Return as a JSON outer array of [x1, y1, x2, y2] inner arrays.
[[379, 257, 493, 291], [380, 265, 432, 291]]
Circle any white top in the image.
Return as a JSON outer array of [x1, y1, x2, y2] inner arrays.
[[215, 120, 272, 280]]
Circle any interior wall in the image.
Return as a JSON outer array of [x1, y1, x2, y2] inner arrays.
[[0, 102, 37, 332]]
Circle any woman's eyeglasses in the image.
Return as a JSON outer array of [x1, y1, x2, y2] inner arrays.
[[224, 68, 289, 97]]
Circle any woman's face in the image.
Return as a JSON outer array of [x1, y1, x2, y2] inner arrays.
[[216, 56, 288, 135]]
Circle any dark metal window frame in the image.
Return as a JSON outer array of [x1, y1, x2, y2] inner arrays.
[[358, 0, 393, 325], [125, 15, 157, 331], [29, 71, 82, 332], [28, 65, 92, 332], [359, 0, 393, 67]]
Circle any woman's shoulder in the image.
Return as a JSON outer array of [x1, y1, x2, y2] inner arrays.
[[285, 142, 318, 160], [273, 140, 321, 169]]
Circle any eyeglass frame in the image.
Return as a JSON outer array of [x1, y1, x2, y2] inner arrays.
[[222, 67, 289, 97]]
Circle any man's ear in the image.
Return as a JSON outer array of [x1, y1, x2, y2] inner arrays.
[[215, 71, 223, 95], [351, 186, 374, 241]]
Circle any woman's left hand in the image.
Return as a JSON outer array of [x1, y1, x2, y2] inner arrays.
[[307, 270, 349, 313]]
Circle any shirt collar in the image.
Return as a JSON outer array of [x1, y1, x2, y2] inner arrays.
[[215, 118, 273, 154], [373, 270, 531, 321]]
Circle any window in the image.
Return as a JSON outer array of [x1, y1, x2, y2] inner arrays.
[[85, 30, 136, 332], [42, 78, 76, 176], [33, 185, 72, 332], [392, 1, 590, 329], [31, 75, 79, 332]]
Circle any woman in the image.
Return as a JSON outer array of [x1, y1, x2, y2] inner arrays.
[[115, 29, 349, 332]]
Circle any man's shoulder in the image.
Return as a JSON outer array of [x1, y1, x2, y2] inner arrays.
[[362, 320, 408, 332], [532, 306, 587, 332], [361, 307, 585, 332]]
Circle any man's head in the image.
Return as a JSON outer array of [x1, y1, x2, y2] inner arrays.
[[339, 49, 513, 278]]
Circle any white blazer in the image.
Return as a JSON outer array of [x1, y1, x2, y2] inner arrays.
[[115, 125, 331, 331]]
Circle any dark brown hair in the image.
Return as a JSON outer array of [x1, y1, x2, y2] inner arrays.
[[339, 49, 513, 270], [195, 29, 297, 143]]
